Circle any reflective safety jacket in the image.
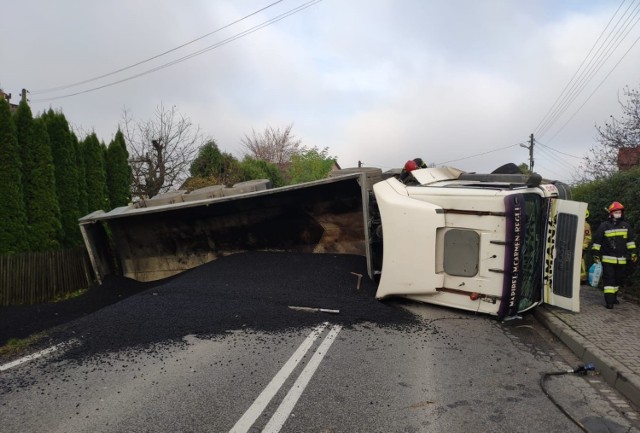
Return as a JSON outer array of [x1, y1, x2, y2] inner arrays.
[[583, 221, 592, 250], [592, 218, 636, 264]]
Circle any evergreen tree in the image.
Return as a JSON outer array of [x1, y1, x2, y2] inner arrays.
[[73, 133, 88, 217], [219, 152, 243, 185], [15, 101, 61, 251], [83, 132, 110, 212], [101, 141, 111, 205], [42, 109, 82, 247], [189, 141, 246, 186], [14, 100, 33, 198], [25, 119, 62, 251], [106, 129, 132, 208], [190, 140, 225, 178], [0, 99, 29, 253]]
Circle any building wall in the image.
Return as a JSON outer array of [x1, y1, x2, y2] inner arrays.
[[618, 147, 640, 171]]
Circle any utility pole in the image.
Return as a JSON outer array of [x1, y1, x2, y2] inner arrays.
[[520, 133, 534, 173], [528, 133, 534, 172]]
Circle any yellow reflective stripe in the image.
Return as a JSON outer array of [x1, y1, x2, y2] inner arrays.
[[602, 255, 627, 264], [627, 242, 637, 248], [604, 229, 628, 238], [592, 244, 601, 251], [603, 286, 619, 294]]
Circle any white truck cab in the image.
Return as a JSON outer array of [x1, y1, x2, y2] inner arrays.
[[370, 166, 586, 318]]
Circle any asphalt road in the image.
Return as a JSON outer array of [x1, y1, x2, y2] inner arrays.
[[1, 252, 639, 432]]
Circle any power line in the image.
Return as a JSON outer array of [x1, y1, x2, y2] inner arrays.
[[534, 162, 574, 182], [533, 0, 628, 136], [529, 144, 576, 180], [535, 140, 581, 159], [545, 29, 640, 144], [535, 144, 580, 174], [435, 143, 521, 165], [535, 0, 639, 138], [31, 0, 286, 95], [31, 0, 323, 102], [538, 3, 640, 139], [534, 0, 640, 140]]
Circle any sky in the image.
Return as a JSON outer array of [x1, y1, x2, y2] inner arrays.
[[2, 0, 640, 183]]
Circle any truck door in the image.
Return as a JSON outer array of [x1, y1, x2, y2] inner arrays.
[[542, 198, 587, 312]]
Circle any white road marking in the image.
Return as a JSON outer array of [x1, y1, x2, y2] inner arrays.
[[0, 340, 76, 372], [229, 322, 329, 433], [262, 324, 342, 433]]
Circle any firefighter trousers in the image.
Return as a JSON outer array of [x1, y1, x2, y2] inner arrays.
[[602, 262, 626, 306]]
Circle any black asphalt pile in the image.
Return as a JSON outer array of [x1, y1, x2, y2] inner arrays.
[[0, 275, 164, 346], [45, 251, 420, 360]]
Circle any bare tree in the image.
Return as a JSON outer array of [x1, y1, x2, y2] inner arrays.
[[580, 86, 640, 181], [122, 104, 203, 199], [240, 124, 304, 165]]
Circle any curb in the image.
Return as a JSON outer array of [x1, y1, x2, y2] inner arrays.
[[533, 306, 640, 409]]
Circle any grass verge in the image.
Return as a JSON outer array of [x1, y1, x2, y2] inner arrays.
[[0, 333, 47, 360], [51, 288, 87, 303]]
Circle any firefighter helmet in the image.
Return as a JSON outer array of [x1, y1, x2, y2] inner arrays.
[[608, 201, 624, 213], [404, 160, 418, 172]]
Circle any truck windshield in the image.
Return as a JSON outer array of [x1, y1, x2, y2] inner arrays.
[[518, 193, 545, 311]]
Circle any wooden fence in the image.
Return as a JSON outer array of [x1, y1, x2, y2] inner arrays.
[[0, 247, 95, 306]]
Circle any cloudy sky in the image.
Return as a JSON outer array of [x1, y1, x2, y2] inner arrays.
[[3, 0, 640, 183]]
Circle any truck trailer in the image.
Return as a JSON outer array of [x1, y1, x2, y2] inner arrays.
[[79, 164, 585, 319]]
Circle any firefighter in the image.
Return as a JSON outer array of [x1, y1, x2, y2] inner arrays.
[[399, 157, 427, 184], [413, 158, 427, 169], [581, 208, 592, 283], [399, 159, 419, 184], [591, 201, 637, 308]]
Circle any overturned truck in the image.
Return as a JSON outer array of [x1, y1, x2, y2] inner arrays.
[[80, 165, 586, 319]]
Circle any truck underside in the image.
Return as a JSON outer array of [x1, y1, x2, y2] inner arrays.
[[80, 172, 376, 283]]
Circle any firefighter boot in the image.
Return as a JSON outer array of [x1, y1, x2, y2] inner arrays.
[[604, 292, 615, 309]]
